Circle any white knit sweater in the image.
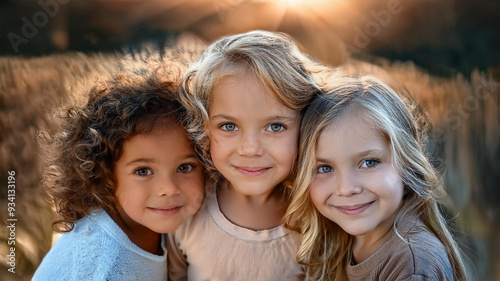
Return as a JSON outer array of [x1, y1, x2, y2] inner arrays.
[[32, 208, 167, 281]]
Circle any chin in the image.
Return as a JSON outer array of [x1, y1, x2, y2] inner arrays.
[[342, 225, 373, 236], [155, 225, 180, 234]]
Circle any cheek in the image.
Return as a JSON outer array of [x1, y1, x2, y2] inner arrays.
[[309, 179, 328, 208], [379, 171, 405, 205], [385, 171, 404, 193], [208, 134, 227, 160], [114, 188, 138, 214], [114, 186, 127, 203], [276, 131, 300, 162], [288, 127, 300, 149], [184, 175, 205, 208], [209, 143, 224, 169]]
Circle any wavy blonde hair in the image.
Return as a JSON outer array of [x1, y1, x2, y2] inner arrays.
[[178, 30, 323, 180], [284, 74, 470, 280]]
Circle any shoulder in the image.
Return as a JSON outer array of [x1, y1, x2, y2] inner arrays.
[[383, 222, 455, 281], [35, 210, 168, 281], [33, 211, 110, 280]]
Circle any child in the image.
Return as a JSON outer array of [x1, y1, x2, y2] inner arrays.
[[167, 30, 322, 280], [285, 74, 470, 280], [33, 70, 205, 281]]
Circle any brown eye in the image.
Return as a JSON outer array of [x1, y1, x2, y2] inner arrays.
[[177, 164, 194, 173], [135, 168, 152, 176]]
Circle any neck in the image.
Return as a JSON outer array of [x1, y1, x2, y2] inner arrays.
[[107, 209, 162, 255], [217, 181, 289, 231], [351, 210, 398, 264]]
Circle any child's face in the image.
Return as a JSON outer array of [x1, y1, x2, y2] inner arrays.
[[113, 125, 204, 234], [207, 70, 300, 198], [309, 111, 404, 242]]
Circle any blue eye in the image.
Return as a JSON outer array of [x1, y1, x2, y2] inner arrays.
[[361, 159, 379, 168], [317, 165, 333, 174], [221, 123, 238, 131], [267, 123, 285, 132], [177, 164, 194, 173], [135, 168, 152, 176]]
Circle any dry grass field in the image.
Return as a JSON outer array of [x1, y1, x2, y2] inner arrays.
[[0, 35, 498, 280]]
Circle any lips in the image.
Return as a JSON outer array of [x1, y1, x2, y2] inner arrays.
[[234, 166, 270, 177], [148, 206, 182, 215], [333, 201, 374, 216]]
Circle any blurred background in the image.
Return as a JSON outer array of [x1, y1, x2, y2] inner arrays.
[[0, 0, 498, 280]]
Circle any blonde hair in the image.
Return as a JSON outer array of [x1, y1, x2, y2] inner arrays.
[[284, 74, 470, 280], [178, 30, 321, 179]]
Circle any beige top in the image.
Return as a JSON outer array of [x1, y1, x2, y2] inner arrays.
[[346, 213, 455, 281], [167, 181, 303, 281]]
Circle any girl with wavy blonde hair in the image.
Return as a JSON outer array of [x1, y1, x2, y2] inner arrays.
[[167, 30, 323, 280], [285, 74, 470, 280]]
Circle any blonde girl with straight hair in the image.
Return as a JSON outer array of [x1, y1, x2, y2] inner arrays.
[[167, 30, 323, 280], [285, 74, 470, 280]]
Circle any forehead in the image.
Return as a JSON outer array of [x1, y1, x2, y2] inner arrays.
[[317, 111, 390, 156], [209, 71, 297, 118], [121, 125, 193, 158], [134, 115, 178, 134]]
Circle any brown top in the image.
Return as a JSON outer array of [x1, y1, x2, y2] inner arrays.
[[346, 213, 455, 281]]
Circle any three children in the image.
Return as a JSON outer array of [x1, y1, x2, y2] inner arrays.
[[35, 30, 468, 281]]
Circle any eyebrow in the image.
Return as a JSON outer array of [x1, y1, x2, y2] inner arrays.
[[210, 114, 297, 122], [315, 149, 385, 163], [210, 114, 234, 121], [124, 154, 198, 166], [125, 158, 155, 167], [356, 149, 385, 158], [265, 116, 297, 122]]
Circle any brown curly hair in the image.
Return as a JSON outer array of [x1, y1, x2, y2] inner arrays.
[[39, 69, 187, 233]]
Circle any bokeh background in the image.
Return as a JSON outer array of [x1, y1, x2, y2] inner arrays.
[[0, 0, 498, 280]]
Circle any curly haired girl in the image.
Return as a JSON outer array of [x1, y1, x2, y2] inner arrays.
[[33, 70, 204, 281]]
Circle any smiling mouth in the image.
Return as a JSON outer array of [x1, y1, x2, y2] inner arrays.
[[234, 166, 270, 177], [148, 206, 182, 215], [333, 201, 374, 216]]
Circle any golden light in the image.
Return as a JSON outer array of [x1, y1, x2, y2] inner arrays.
[[274, 0, 334, 10]]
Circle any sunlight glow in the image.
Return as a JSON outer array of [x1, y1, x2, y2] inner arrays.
[[277, 0, 333, 9]]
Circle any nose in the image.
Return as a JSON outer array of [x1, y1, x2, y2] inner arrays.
[[335, 170, 362, 197], [237, 130, 264, 157], [157, 177, 181, 197]]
